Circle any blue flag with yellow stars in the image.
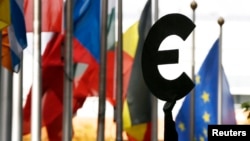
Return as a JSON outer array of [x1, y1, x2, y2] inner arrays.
[[175, 38, 236, 141]]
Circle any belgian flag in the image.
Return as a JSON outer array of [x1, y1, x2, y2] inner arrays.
[[122, 0, 152, 140]]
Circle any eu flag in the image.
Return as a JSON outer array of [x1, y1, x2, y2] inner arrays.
[[175, 39, 236, 141]]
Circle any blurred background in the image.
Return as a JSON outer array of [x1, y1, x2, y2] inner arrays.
[[19, 0, 250, 140]]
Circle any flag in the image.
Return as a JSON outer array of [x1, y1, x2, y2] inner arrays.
[[122, 1, 152, 140], [0, 0, 10, 30], [175, 39, 236, 141], [22, 33, 89, 140], [23, 0, 102, 140], [24, 0, 63, 32], [71, 0, 101, 98], [105, 0, 116, 105], [73, 0, 116, 103], [1, 29, 12, 70], [107, 0, 116, 50], [1, 0, 27, 72]]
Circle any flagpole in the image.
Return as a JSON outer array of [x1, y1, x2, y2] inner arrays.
[[151, 0, 158, 140], [217, 17, 224, 125], [63, 0, 74, 140], [0, 67, 13, 141], [0, 31, 2, 91], [190, 1, 197, 141], [0, 30, 14, 141], [31, 0, 42, 140], [116, 0, 123, 140], [12, 54, 23, 141], [97, 0, 108, 140]]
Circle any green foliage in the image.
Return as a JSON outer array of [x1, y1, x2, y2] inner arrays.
[[241, 101, 250, 119]]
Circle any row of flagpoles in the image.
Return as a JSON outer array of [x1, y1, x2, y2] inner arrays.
[[0, 0, 236, 141], [1, 1, 26, 141]]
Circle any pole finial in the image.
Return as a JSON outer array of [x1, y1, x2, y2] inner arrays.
[[218, 17, 225, 26], [191, 1, 197, 11]]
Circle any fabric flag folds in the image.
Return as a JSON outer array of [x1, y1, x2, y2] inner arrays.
[[72, 0, 115, 102], [72, 0, 101, 98], [175, 39, 236, 141], [1, 0, 27, 72], [122, 1, 152, 141], [23, 33, 88, 140], [23, 0, 103, 140], [24, 0, 63, 32], [1, 29, 12, 70], [105, 0, 116, 105], [0, 0, 10, 30]]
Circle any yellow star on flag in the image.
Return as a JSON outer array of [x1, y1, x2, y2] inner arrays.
[[178, 122, 185, 131], [199, 136, 205, 141], [201, 91, 210, 103], [202, 111, 210, 123], [203, 128, 207, 137], [195, 75, 200, 84]]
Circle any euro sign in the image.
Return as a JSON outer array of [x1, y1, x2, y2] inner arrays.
[[141, 13, 195, 101]]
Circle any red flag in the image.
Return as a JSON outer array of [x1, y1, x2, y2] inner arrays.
[[22, 33, 88, 140], [22, 30, 117, 140], [24, 0, 63, 32], [23, 0, 116, 139]]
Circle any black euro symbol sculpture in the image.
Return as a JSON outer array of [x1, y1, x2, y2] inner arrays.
[[141, 13, 195, 141], [141, 13, 195, 101]]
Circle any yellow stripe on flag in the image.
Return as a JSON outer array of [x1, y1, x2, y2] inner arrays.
[[122, 21, 140, 130], [123, 100, 148, 141], [122, 99, 132, 129], [122, 19, 148, 141], [123, 22, 139, 58], [123, 99, 147, 141], [125, 123, 148, 141], [0, 0, 10, 30]]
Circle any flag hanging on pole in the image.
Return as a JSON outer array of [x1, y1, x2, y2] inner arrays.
[[101, 0, 116, 105], [24, 0, 63, 32], [122, 1, 152, 140], [72, 0, 116, 104], [0, 0, 10, 30], [1, 0, 27, 72], [23, 0, 102, 140], [71, 0, 101, 97], [1, 29, 12, 70], [175, 38, 236, 141], [22, 33, 90, 140], [9, 0, 27, 72]]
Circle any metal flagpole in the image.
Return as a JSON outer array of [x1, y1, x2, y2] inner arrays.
[[0, 30, 14, 141], [217, 17, 224, 125], [0, 31, 2, 92], [97, 0, 108, 140], [63, 0, 74, 140], [0, 67, 13, 141], [151, 0, 158, 140], [12, 54, 23, 141], [116, 0, 123, 140], [190, 1, 197, 141], [31, 0, 42, 140], [0, 32, 1, 141]]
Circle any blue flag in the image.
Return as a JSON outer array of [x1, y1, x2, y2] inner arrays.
[[9, 0, 27, 72], [73, 0, 100, 62], [175, 39, 236, 141]]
